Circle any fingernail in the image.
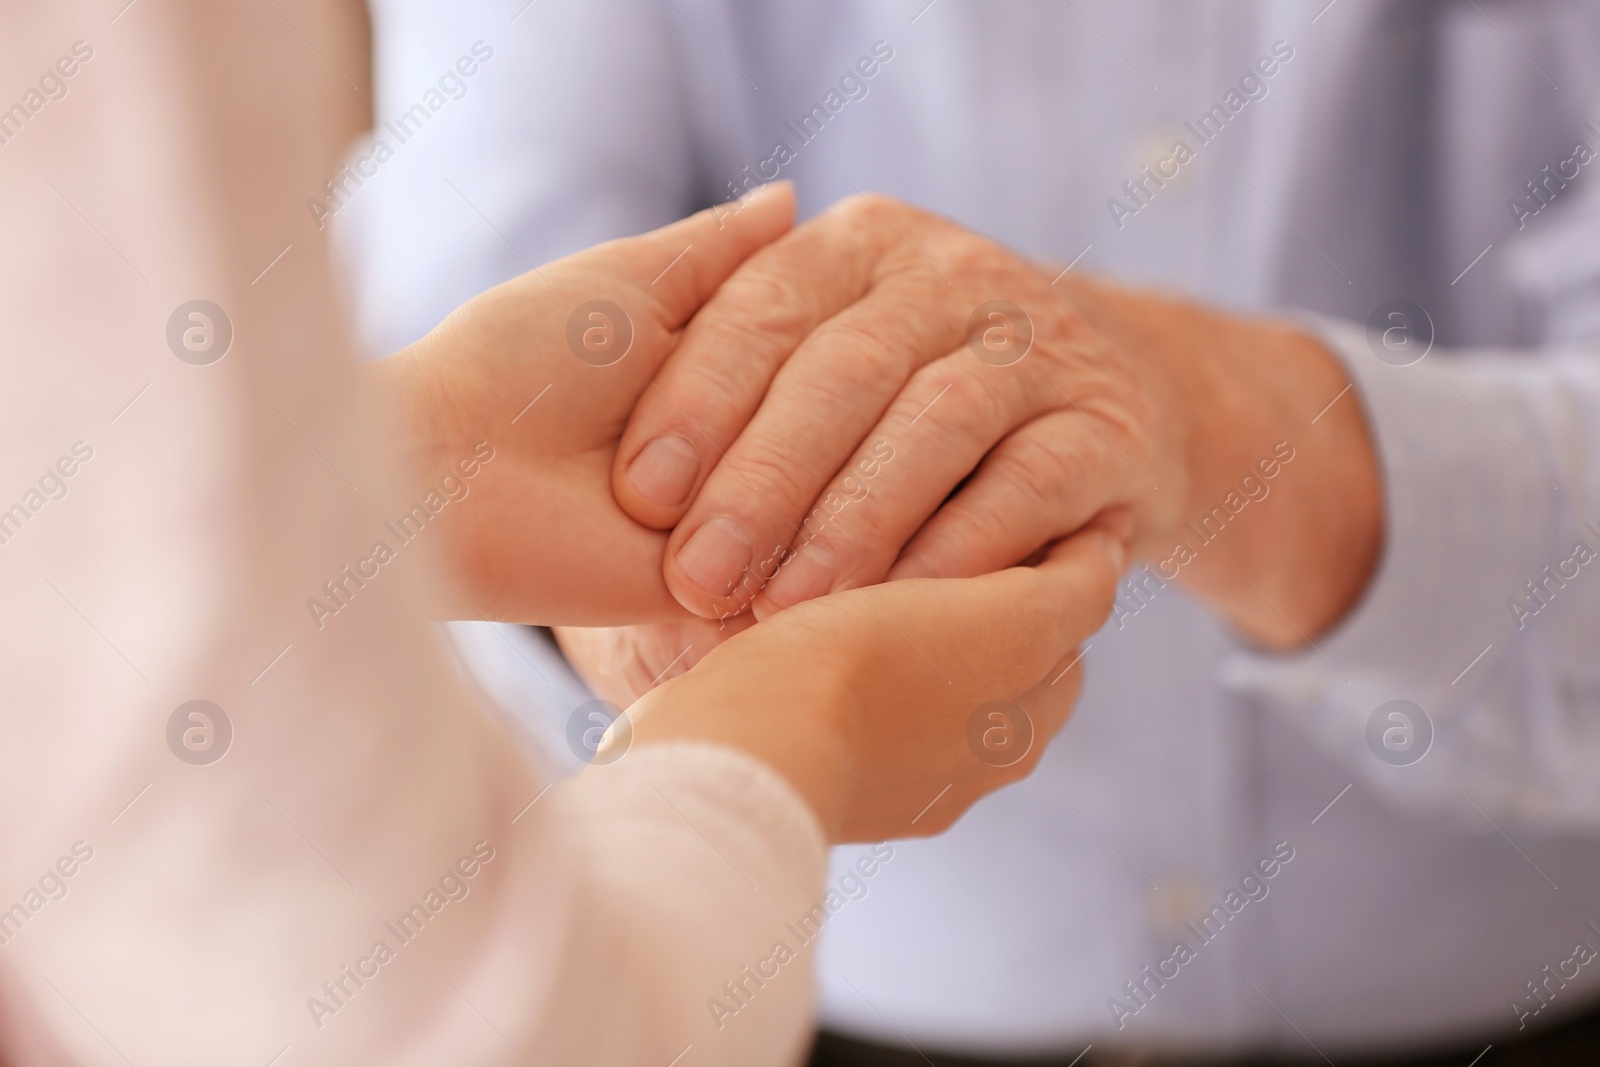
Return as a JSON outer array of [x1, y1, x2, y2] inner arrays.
[[676, 516, 753, 595], [763, 542, 837, 611], [628, 435, 700, 507]]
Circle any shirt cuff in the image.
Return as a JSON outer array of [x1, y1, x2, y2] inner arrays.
[[1221, 315, 1558, 718]]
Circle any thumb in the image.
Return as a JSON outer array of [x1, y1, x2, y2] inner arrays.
[[568, 182, 797, 331]]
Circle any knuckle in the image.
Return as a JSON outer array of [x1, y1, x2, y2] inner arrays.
[[905, 364, 1006, 439], [778, 369, 875, 423], [794, 480, 859, 542], [832, 193, 882, 225], [860, 191, 906, 213], [829, 192, 917, 234], [810, 318, 913, 385], [936, 504, 1012, 564], [718, 446, 816, 524], [1041, 296, 1091, 340], [987, 431, 1085, 504], [808, 507, 872, 565], [795, 482, 886, 567], [653, 365, 747, 446], [933, 228, 1003, 277], [716, 268, 813, 341]]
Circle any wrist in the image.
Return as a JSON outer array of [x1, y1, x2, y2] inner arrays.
[[627, 628, 856, 842], [1059, 275, 1382, 647], [1198, 320, 1382, 646], [368, 337, 458, 476]]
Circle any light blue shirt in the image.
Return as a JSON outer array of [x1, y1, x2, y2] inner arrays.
[[337, 0, 1600, 1056]]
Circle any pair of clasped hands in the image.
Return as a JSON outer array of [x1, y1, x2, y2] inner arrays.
[[378, 182, 1377, 843]]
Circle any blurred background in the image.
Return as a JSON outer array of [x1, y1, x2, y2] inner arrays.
[[319, 2, 1600, 1064]]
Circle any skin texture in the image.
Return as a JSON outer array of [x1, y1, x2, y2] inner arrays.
[[1051, 274, 1382, 649], [610, 195, 1188, 623], [559, 194, 1382, 705], [378, 183, 1127, 840]]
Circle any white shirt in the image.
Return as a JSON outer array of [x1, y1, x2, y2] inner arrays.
[[340, 0, 1600, 1057], [0, 3, 824, 1064]]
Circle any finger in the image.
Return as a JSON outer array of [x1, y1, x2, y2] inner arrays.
[[570, 181, 798, 332], [742, 348, 1051, 619], [944, 527, 1126, 693], [886, 408, 1133, 580], [611, 195, 912, 524], [830, 525, 1122, 720]]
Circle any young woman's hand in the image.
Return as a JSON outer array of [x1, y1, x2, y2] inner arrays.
[[624, 527, 1126, 842], [371, 185, 795, 625]]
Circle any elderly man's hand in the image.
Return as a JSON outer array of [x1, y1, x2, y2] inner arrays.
[[607, 194, 1381, 649]]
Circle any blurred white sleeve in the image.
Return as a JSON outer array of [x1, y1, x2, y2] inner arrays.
[[0, 3, 823, 1065], [1222, 313, 1600, 829]]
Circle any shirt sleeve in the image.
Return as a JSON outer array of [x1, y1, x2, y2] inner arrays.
[[1220, 313, 1600, 829], [340, 0, 711, 355], [0, 3, 824, 1064]]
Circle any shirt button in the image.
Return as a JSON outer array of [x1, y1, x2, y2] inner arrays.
[[1148, 871, 1210, 938]]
